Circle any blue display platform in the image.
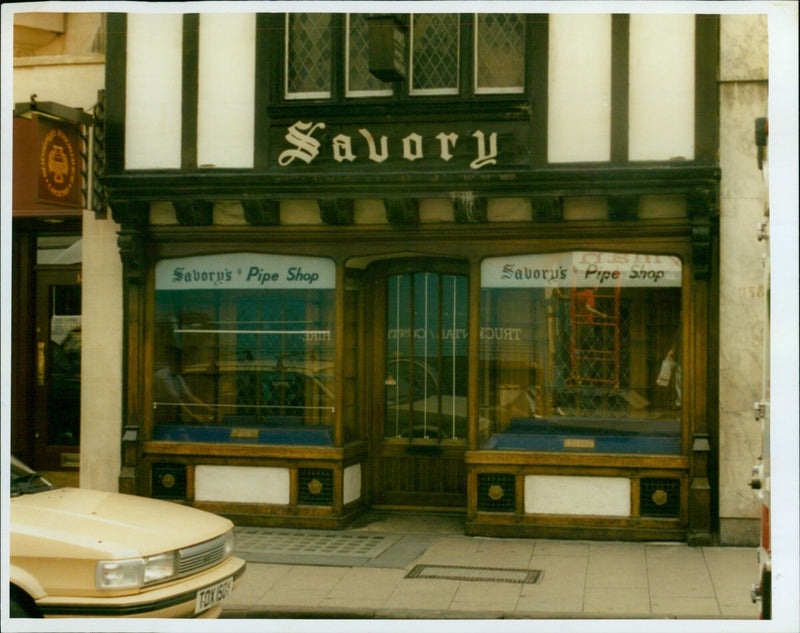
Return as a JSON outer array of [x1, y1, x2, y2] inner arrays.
[[483, 417, 681, 454], [153, 420, 333, 446]]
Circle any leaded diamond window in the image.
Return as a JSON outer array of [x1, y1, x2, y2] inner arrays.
[[347, 14, 393, 97], [475, 14, 525, 94], [285, 13, 332, 98], [410, 14, 459, 95]]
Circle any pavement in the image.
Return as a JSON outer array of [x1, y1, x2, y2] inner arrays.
[[222, 511, 761, 622]]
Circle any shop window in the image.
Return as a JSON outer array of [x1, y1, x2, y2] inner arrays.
[[152, 253, 336, 446], [479, 251, 683, 455]]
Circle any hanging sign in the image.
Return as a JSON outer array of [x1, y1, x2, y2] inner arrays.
[[481, 251, 683, 288], [156, 253, 336, 290], [37, 115, 82, 208]]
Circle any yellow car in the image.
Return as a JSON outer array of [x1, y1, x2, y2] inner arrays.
[[9, 456, 246, 618]]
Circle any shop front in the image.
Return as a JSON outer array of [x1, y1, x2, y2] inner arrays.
[[103, 12, 719, 542]]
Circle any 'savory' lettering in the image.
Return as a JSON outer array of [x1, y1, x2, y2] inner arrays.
[[278, 120, 498, 170]]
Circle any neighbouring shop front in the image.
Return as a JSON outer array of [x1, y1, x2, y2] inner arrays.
[[11, 101, 92, 475], [104, 12, 720, 542]]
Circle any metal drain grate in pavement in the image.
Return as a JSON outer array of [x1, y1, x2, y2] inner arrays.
[[405, 564, 542, 584], [235, 528, 400, 566]]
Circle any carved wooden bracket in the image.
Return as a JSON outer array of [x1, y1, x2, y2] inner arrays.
[[173, 199, 213, 225], [530, 195, 563, 222], [241, 198, 280, 225], [116, 224, 146, 285], [318, 198, 354, 225], [688, 188, 718, 280], [384, 198, 419, 226], [608, 194, 639, 221], [452, 193, 487, 223], [109, 199, 149, 226]]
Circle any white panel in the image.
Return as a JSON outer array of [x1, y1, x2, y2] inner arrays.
[[548, 14, 612, 163], [524, 475, 631, 516], [195, 465, 290, 504], [197, 14, 256, 168], [343, 464, 362, 505], [629, 15, 695, 160], [125, 14, 183, 169]]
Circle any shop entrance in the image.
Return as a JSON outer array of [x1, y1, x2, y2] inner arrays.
[[33, 268, 82, 471], [370, 260, 469, 509]]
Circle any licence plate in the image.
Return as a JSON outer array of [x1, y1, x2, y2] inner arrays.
[[194, 576, 234, 614]]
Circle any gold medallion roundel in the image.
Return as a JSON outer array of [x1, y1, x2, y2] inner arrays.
[[40, 128, 77, 199], [488, 484, 505, 501], [651, 489, 669, 506], [308, 479, 323, 495]]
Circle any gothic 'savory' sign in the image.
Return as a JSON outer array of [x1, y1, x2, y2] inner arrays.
[[271, 118, 528, 172]]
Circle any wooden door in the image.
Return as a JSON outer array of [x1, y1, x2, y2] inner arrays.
[[32, 268, 82, 470], [370, 260, 469, 509]]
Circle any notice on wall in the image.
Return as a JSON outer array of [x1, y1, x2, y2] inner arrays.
[[155, 253, 336, 290], [481, 251, 683, 288]]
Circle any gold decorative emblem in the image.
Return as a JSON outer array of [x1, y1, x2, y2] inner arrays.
[[161, 473, 176, 489], [40, 128, 76, 199], [487, 484, 504, 501], [308, 479, 323, 495], [651, 489, 669, 506]]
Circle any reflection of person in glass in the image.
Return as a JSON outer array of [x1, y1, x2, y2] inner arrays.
[[574, 286, 607, 321], [154, 345, 213, 422], [657, 347, 682, 408]]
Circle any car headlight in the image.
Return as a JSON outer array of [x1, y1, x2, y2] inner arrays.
[[223, 529, 236, 558], [96, 551, 178, 590]]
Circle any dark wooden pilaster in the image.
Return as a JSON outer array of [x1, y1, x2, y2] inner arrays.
[[111, 201, 149, 494]]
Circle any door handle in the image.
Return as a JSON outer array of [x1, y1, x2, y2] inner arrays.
[[37, 341, 46, 386]]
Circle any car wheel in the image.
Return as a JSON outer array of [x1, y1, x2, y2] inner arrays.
[[10, 590, 41, 618]]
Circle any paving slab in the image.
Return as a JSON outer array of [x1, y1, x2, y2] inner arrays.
[[224, 513, 762, 621]]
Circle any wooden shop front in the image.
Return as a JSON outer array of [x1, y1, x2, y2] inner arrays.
[[104, 12, 719, 542]]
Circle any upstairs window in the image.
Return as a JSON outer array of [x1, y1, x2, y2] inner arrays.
[[475, 13, 526, 94], [346, 13, 393, 97], [284, 13, 526, 101], [285, 13, 332, 99], [410, 14, 460, 95]]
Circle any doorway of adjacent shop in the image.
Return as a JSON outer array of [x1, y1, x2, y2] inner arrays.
[[368, 259, 469, 510], [12, 229, 82, 484]]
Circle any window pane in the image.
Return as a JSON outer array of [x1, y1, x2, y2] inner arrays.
[[479, 252, 682, 454], [286, 13, 331, 98], [411, 14, 459, 94], [153, 254, 336, 446], [347, 14, 393, 96], [475, 13, 525, 93], [385, 272, 468, 441]]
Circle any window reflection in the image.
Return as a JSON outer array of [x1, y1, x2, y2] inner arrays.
[[152, 254, 336, 446], [480, 252, 682, 454], [385, 272, 468, 441]]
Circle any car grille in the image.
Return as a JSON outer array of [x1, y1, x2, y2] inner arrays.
[[177, 532, 230, 577]]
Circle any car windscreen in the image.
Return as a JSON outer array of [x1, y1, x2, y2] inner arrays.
[[10, 460, 56, 496]]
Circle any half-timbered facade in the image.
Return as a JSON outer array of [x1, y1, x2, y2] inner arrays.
[[102, 11, 722, 542]]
